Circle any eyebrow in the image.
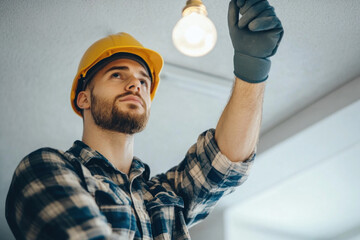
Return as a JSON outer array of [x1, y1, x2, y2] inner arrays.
[[105, 66, 150, 80]]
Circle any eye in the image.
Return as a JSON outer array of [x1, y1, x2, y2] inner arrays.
[[111, 72, 122, 79], [140, 79, 149, 87]]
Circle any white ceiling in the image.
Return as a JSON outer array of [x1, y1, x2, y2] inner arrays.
[[226, 99, 360, 240], [1, 0, 360, 239]]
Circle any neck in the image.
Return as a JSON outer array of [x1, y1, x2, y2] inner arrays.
[[82, 117, 134, 175]]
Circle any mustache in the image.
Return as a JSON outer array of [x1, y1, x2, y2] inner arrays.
[[114, 92, 146, 107]]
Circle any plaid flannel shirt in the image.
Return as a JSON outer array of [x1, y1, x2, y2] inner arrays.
[[6, 129, 254, 239]]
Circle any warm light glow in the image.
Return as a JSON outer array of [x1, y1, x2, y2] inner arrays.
[[172, 11, 217, 57]]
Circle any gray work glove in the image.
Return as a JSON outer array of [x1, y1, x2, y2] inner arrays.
[[228, 0, 284, 83]]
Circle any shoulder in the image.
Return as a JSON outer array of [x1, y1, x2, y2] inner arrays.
[[26, 147, 65, 158], [14, 147, 74, 177], [8, 147, 85, 201]]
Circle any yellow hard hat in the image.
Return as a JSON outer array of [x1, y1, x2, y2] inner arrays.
[[70, 32, 164, 117]]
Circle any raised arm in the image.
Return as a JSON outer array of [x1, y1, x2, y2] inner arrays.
[[215, 0, 284, 162]]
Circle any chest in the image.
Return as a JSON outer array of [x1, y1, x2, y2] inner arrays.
[[81, 168, 189, 240]]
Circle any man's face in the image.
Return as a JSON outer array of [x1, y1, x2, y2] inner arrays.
[[87, 58, 152, 134]]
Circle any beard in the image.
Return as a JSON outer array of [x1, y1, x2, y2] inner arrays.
[[90, 90, 149, 134]]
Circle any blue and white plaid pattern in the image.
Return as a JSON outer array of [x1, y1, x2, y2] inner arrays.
[[6, 129, 254, 239]]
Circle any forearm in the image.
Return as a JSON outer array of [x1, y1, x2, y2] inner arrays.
[[156, 129, 252, 226], [215, 78, 265, 162]]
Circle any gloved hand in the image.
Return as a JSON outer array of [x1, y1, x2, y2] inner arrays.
[[228, 0, 284, 83]]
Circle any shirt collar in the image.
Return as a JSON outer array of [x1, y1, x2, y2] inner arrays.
[[67, 140, 150, 180]]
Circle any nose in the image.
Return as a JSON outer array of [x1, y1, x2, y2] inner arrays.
[[125, 76, 141, 92]]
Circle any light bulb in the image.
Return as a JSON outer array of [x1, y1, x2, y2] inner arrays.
[[172, 1, 217, 57]]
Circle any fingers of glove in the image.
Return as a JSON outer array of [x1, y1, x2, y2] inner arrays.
[[249, 15, 282, 31], [248, 8, 282, 31], [239, 0, 265, 15], [268, 28, 284, 56], [228, 0, 240, 27], [256, 6, 276, 18], [238, 1, 271, 28], [236, 0, 245, 8]]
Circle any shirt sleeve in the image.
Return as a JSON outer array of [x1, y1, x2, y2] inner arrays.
[[5, 148, 119, 240], [149, 128, 255, 227]]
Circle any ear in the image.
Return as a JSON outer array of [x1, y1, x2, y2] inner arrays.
[[77, 91, 91, 110]]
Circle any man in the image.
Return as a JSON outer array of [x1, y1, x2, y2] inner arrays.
[[6, 0, 283, 239]]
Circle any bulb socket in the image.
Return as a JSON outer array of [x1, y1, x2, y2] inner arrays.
[[182, 0, 208, 16]]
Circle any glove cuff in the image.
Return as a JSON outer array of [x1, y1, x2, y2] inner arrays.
[[233, 52, 271, 83]]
